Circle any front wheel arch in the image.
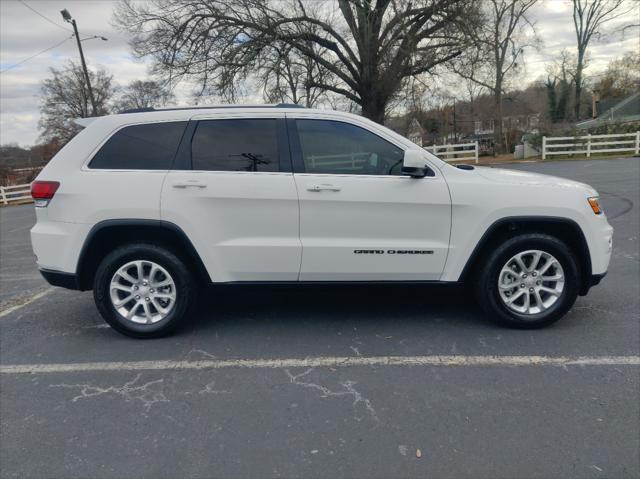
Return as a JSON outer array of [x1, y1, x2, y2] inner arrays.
[[475, 232, 580, 328], [459, 216, 592, 294]]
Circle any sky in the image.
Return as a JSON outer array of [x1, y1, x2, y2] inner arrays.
[[0, 0, 638, 147]]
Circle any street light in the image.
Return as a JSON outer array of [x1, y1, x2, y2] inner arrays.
[[60, 8, 98, 116], [80, 36, 109, 42]]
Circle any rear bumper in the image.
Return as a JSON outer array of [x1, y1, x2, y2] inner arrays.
[[39, 268, 81, 290], [30, 218, 89, 274]]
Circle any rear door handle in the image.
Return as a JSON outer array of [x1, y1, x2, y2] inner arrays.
[[307, 184, 342, 192], [172, 180, 207, 189]]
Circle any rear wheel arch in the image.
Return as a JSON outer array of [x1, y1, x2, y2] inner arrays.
[[460, 216, 592, 293], [76, 219, 210, 290]]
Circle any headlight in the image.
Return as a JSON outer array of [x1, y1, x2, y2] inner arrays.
[[587, 197, 602, 215]]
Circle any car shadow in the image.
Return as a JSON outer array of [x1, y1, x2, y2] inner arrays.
[[189, 282, 493, 335]]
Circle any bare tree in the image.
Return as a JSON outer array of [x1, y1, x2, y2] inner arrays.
[[453, 0, 537, 153], [258, 42, 332, 107], [571, 0, 630, 119], [460, 76, 486, 122], [115, 80, 175, 111], [39, 61, 114, 145], [593, 51, 640, 100], [114, 0, 476, 123], [396, 77, 430, 115], [544, 50, 576, 123]]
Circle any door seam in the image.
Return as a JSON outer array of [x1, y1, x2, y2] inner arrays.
[[284, 114, 304, 281]]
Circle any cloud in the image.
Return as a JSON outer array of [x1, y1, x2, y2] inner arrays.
[[525, 0, 639, 74], [0, 0, 151, 146]]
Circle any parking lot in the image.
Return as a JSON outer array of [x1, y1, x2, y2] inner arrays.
[[1, 158, 639, 479]]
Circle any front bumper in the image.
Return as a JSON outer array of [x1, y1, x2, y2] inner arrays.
[[579, 272, 607, 296], [588, 219, 613, 275]]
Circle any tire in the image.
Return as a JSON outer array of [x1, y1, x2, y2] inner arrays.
[[475, 233, 580, 329], [93, 243, 198, 338]]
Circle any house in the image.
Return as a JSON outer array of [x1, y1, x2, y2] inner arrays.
[[472, 113, 540, 136], [385, 84, 547, 151], [385, 116, 425, 146], [576, 92, 640, 130], [405, 118, 425, 146]]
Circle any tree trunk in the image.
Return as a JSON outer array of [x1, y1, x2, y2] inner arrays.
[[494, 88, 504, 155], [574, 49, 585, 120], [360, 92, 387, 124]]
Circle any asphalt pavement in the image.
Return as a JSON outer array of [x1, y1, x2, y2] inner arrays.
[[1, 157, 639, 479]]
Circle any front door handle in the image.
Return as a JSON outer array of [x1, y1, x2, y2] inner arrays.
[[307, 184, 342, 192], [172, 180, 207, 189]]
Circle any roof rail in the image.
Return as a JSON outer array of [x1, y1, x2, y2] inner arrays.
[[118, 107, 156, 114], [275, 103, 306, 108], [117, 104, 306, 114]]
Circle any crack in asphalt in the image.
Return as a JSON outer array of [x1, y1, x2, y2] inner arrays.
[[285, 368, 379, 423], [49, 373, 170, 411]]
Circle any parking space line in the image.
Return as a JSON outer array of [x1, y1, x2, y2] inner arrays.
[[0, 288, 54, 318], [1, 355, 639, 375]]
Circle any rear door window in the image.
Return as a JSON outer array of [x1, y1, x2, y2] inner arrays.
[[89, 121, 187, 170], [191, 119, 280, 172]]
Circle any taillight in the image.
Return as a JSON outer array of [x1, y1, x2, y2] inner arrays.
[[31, 181, 60, 207]]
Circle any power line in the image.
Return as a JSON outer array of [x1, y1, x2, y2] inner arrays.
[[17, 0, 71, 33], [18, 0, 95, 41], [0, 35, 73, 74]]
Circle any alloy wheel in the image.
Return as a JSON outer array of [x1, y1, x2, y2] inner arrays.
[[498, 250, 565, 315], [109, 260, 176, 324]]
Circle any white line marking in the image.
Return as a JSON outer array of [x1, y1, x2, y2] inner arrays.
[[0, 288, 54, 318], [1, 355, 638, 375]]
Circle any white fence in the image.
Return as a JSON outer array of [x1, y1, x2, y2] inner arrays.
[[307, 152, 370, 171], [425, 141, 479, 163], [542, 131, 640, 160], [0, 183, 31, 205]]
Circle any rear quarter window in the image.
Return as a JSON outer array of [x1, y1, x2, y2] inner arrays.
[[89, 122, 187, 170]]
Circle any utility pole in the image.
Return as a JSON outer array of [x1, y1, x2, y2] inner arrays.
[[452, 99, 458, 143], [591, 90, 600, 119], [61, 9, 97, 117]]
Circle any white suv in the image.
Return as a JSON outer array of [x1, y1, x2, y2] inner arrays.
[[30, 105, 613, 338]]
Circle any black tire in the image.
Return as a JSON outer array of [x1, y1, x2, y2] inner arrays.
[[475, 233, 580, 329], [93, 243, 198, 338]]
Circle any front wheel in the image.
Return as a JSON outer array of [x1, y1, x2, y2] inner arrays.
[[475, 233, 580, 328], [93, 243, 197, 338]]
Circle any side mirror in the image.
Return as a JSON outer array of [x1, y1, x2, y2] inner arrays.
[[401, 150, 428, 178]]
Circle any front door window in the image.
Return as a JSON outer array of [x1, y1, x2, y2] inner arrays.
[[296, 119, 404, 176]]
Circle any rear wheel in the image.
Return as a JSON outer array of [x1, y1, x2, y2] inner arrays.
[[475, 233, 580, 328], [94, 243, 197, 338]]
